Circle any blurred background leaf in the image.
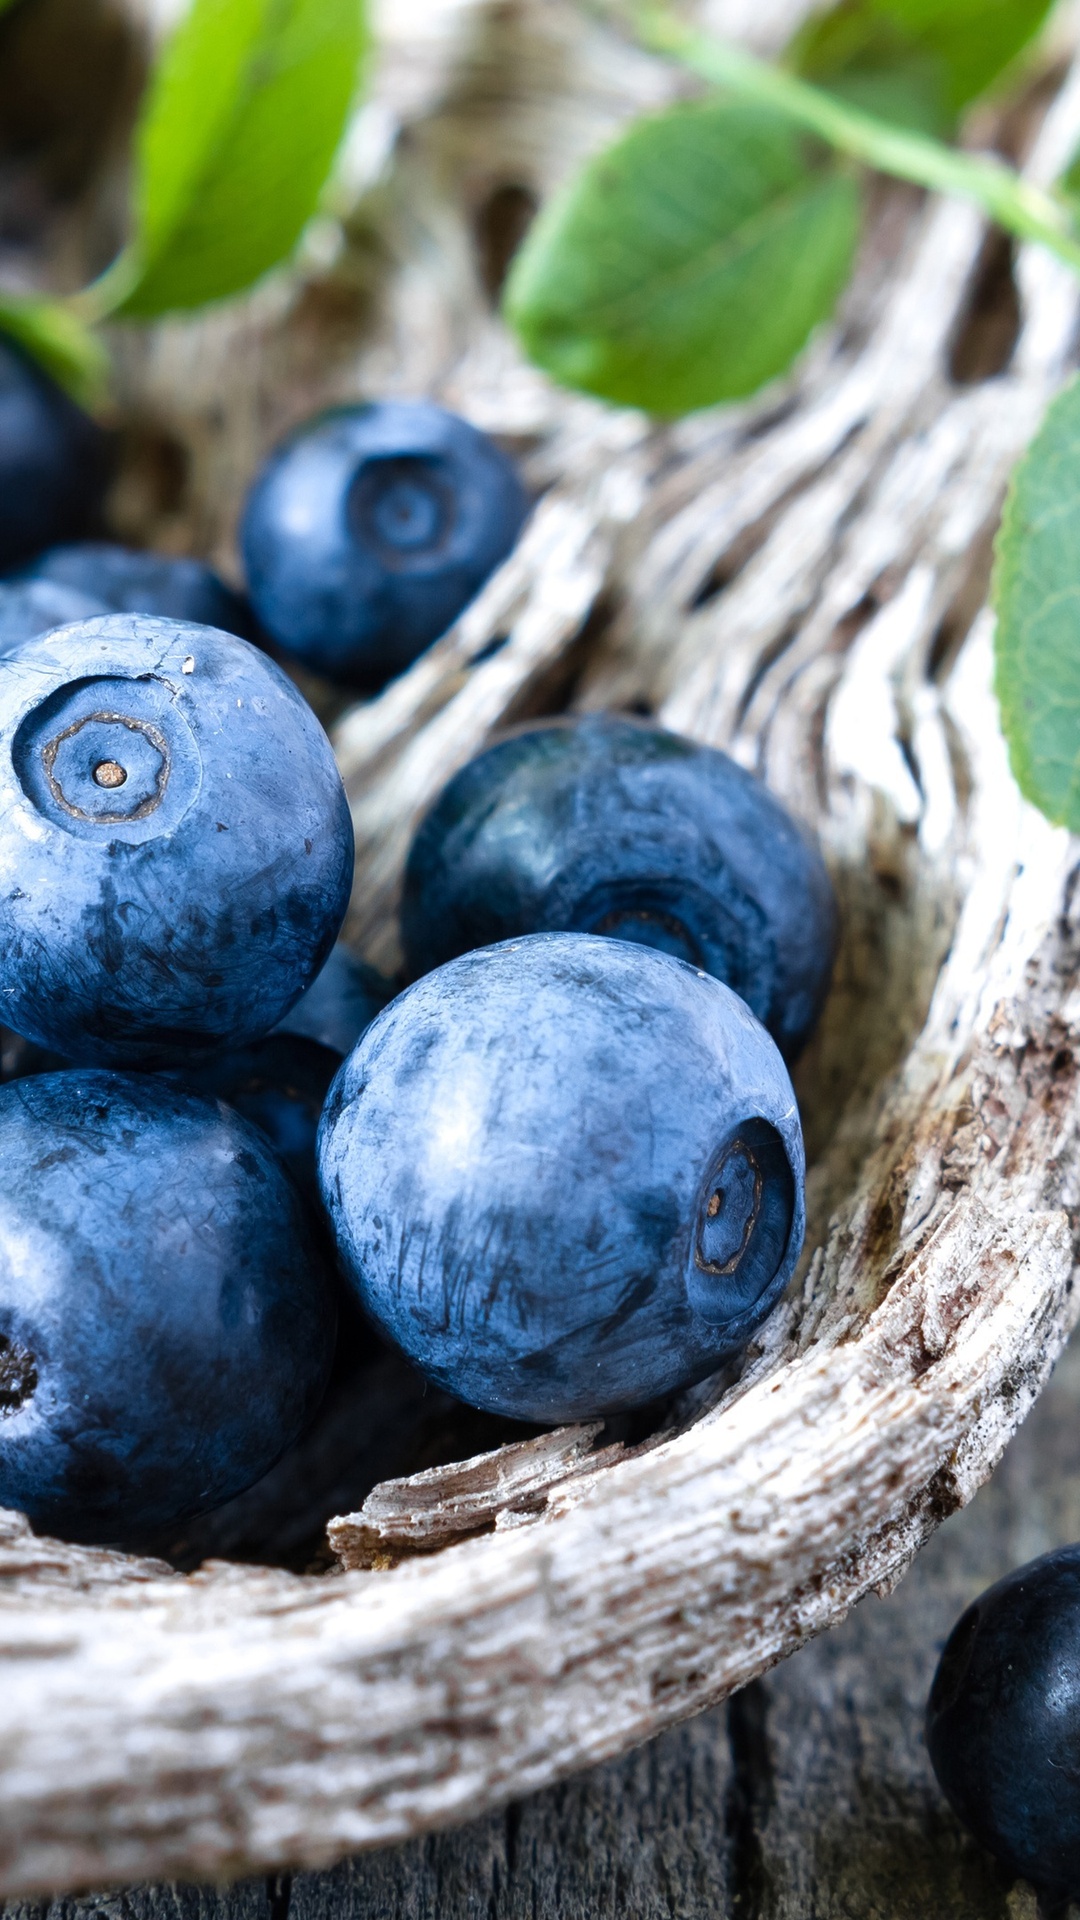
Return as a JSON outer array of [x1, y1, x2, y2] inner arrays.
[[0, 293, 107, 404], [1057, 143, 1080, 222], [504, 98, 860, 417], [994, 373, 1080, 829], [103, 0, 367, 319], [788, 0, 1054, 136]]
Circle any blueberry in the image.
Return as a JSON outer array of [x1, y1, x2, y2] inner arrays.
[[0, 1069, 336, 1543], [402, 715, 837, 1060], [273, 941, 392, 1056], [0, 613, 354, 1066], [240, 401, 529, 689], [0, 578, 110, 655], [927, 1545, 1080, 1894], [0, 337, 108, 572], [165, 1032, 341, 1205], [19, 542, 254, 639], [318, 932, 804, 1423]]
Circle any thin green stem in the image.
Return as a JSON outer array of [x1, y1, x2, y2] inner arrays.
[[68, 249, 143, 327], [0, 292, 109, 404], [632, 4, 1080, 276]]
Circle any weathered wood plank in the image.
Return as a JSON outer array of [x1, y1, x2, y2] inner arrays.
[[11, 1335, 1080, 1920]]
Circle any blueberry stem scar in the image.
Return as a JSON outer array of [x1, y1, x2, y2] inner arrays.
[[92, 760, 127, 789]]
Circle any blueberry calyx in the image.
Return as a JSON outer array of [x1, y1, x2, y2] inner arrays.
[[348, 454, 455, 563], [0, 1333, 37, 1414], [688, 1117, 796, 1326], [12, 668, 204, 847], [588, 901, 702, 968], [697, 1140, 763, 1274], [41, 710, 169, 824]]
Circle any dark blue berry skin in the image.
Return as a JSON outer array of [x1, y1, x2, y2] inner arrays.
[[403, 717, 838, 1060], [273, 941, 392, 1056], [927, 1545, 1080, 1895], [0, 613, 354, 1067], [165, 1032, 341, 1205], [0, 578, 109, 655], [0, 1028, 68, 1082], [0, 338, 108, 572], [0, 1069, 336, 1544], [19, 542, 255, 640], [165, 951, 394, 1203], [240, 402, 529, 689], [318, 932, 804, 1423]]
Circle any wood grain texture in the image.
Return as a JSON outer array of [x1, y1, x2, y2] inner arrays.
[[1, 0, 1080, 1898], [13, 1330, 1080, 1918]]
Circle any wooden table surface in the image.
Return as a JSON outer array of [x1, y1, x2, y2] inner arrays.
[[11, 1336, 1080, 1920]]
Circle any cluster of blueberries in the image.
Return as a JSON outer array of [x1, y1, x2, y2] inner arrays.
[[1, 335, 1075, 1900], [0, 331, 836, 1528], [0, 334, 528, 690]]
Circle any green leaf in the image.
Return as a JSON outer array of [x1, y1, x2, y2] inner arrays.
[[503, 99, 860, 417], [0, 294, 108, 406], [637, 11, 1080, 276], [789, 0, 1054, 136], [107, 0, 367, 319], [1057, 145, 1080, 221], [993, 374, 1080, 829]]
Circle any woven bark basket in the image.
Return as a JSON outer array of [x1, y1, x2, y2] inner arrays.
[[3, 0, 1080, 1895]]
